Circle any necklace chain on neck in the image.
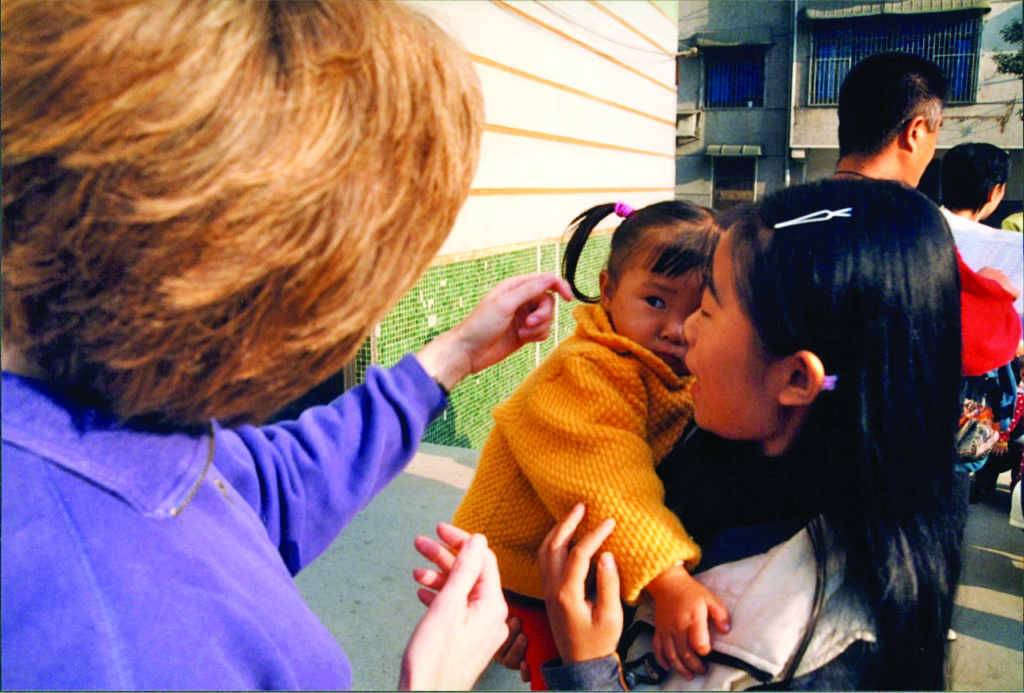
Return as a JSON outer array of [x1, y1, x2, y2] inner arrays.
[[834, 170, 871, 179]]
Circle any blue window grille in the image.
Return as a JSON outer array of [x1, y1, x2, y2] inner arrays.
[[704, 46, 767, 108], [808, 13, 982, 105]]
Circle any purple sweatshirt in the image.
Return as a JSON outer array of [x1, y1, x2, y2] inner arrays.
[[1, 355, 446, 690]]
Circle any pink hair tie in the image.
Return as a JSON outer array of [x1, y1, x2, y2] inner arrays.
[[614, 201, 635, 218]]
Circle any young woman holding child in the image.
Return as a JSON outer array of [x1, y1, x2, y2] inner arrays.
[[422, 178, 964, 690], [453, 200, 727, 688], [544, 178, 963, 690]]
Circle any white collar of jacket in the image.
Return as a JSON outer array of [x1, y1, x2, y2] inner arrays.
[[627, 527, 875, 690]]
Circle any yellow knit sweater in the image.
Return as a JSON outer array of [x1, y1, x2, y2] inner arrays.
[[453, 304, 700, 604]]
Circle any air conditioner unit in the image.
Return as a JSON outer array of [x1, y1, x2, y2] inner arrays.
[[676, 111, 699, 140]]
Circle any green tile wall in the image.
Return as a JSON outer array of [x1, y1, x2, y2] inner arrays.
[[352, 235, 611, 449]]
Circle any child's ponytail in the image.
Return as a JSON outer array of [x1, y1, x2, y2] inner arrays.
[[562, 200, 717, 303], [561, 203, 617, 303]]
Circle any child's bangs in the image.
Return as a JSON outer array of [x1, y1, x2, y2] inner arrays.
[[635, 227, 716, 280], [640, 242, 700, 278]]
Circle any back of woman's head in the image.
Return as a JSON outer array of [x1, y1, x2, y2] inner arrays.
[[2, 0, 483, 427], [561, 200, 718, 302], [723, 178, 962, 688]]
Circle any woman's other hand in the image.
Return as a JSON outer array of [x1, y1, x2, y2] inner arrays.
[[416, 273, 573, 391], [539, 503, 623, 664], [399, 525, 509, 690]]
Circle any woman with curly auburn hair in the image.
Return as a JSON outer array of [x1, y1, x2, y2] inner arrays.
[[2, 0, 484, 427], [1, 0, 572, 689]]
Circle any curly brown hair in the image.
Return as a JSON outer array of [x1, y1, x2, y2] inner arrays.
[[2, 0, 483, 428]]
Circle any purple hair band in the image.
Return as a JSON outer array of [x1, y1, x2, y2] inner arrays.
[[614, 201, 635, 218], [821, 374, 839, 391]]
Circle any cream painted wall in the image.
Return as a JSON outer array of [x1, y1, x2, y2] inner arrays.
[[412, 0, 681, 257]]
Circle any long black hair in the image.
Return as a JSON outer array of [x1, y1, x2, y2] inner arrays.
[[722, 179, 962, 689], [561, 201, 717, 302]]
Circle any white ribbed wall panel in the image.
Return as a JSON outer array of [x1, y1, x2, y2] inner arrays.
[[474, 64, 674, 153], [448, 189, 678, 254], [475, 135, 673, 189], [411, 0, 680, 257]]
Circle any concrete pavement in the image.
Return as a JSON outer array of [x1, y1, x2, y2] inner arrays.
[[296, 445, 1024, 691], [949, 473, 1024, 692]]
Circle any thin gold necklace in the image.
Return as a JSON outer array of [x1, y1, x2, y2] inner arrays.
[[169, 424, 215, 517]]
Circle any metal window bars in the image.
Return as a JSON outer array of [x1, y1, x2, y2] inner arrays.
[[705, 46, 768, 109], [808, 13, 982, 105]]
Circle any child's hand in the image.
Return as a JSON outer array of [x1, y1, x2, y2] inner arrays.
[[492, 616, 531, 682], [416, 273, 573, 391], [645, 564, 730, 680]]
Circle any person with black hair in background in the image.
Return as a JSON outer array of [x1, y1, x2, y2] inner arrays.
[[940, 143, 1024, 502], [829, 53, 1020, 534], [939, 142, 1022, 317], [832, 52, 945, 188]]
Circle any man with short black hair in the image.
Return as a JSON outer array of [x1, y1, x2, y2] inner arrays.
[[833, 55, 1021, 527], [833, 52, 947, 188], [833, 53, 1020, 378]]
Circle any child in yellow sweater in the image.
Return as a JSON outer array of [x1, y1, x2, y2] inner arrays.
[[453, 200, 728, 688]]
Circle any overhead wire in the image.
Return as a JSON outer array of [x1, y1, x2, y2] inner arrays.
[[532, 1, 683, 63]]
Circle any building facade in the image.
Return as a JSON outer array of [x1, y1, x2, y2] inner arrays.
[[277, 1, 681, 449], [676, 0, 1023, 219]]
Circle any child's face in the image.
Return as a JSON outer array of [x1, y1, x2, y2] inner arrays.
[[682, 234, 785, 449], [599, 263, 702, 375]]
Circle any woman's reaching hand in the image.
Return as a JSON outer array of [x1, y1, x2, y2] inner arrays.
[[400, 524, 509, 690]]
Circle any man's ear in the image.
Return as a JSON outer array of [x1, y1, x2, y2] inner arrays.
[[900, 115, 930, 154], [976, 182, 1007, 220], [598, 270, 614, 311], [987, 182, 1007, 207], [776, 350, 827, 407]]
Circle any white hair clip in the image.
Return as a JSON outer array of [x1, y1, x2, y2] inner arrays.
[[773, 208, 852, 229]]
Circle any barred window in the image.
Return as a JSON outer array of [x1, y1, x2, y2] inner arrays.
[[704, 46, 767, 108], [808, 13, 982, 105], [712, 157, 757, 210]]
